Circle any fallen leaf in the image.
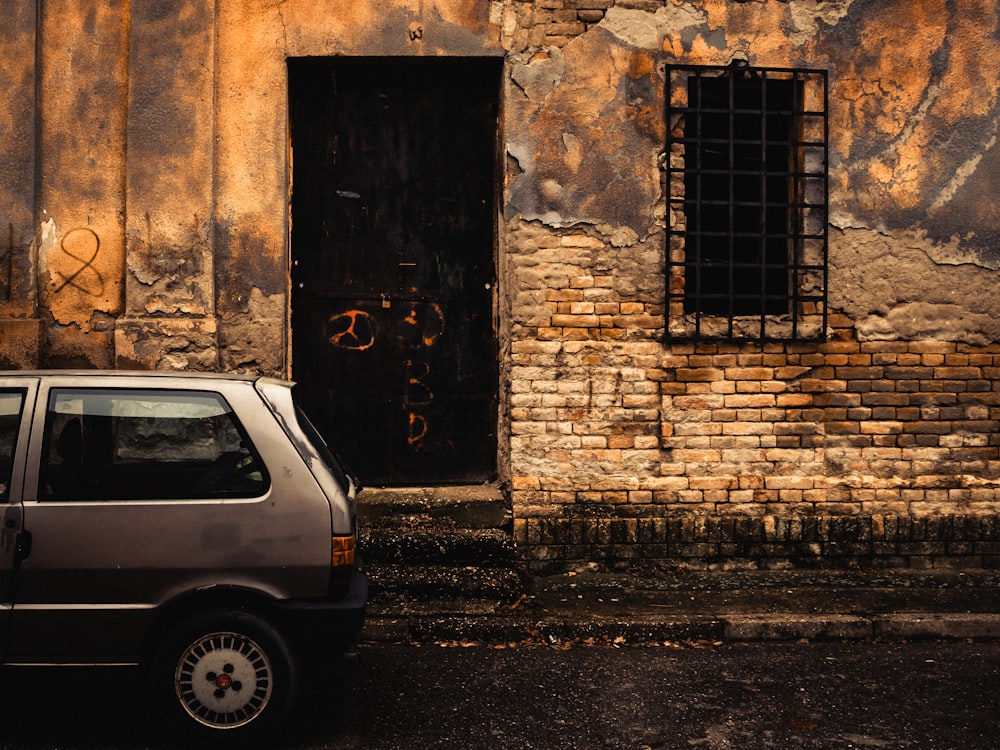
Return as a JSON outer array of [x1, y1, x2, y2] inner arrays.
[[509, 594, 530, 610]]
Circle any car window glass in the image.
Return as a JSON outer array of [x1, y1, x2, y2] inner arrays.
[[39, 388, 269, 501], [291, 390, 354, 495], [0, 391, 26, 501]]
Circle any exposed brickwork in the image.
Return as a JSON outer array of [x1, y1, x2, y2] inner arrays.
[[505, 0, 674, 50], [513, 514, 1000, 571], [509, 226, 1000, 566]]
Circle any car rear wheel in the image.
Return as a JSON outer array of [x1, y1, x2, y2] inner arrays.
[[150, 609, 298, 746]]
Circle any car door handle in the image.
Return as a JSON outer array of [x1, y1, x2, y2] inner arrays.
[[14, 530, 31, 562]]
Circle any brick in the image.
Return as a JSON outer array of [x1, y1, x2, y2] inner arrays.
[[677, 368, 724, 382], [862, 393, 910, 406], [799, 379, 848, 392], [933, 366, 983, 380], [724, 367, 774, 380], [837, 366, 884, 379], [551, 314, 600, 327], [886, 367, 933, 380], [908, 341, 956, 354], [546, 21, 586, 35]]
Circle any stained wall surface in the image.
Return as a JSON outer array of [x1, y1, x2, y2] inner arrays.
[[0, 0, 997, 567]]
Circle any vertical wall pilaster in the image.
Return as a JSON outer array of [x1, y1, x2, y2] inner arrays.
[[117, 0, 218, 370], [0, 1, 41, 367], [34, 1, 129, 368]]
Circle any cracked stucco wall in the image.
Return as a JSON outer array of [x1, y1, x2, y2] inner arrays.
[[499, 0, 1000, 539], [504, 0, 1000, 345], [2, 1, 994, 363], [0, 1, 996, 545]]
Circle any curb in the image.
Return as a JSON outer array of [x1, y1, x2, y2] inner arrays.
[[359, 611, 1000, 645]]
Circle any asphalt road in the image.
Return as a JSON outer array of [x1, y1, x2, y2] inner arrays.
[[2, 639, 998, 749]]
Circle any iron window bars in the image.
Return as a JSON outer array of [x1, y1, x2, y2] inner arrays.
[[665, 62, 828, 342]]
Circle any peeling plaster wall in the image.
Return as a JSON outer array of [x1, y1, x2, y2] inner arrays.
[[831, 228, 1000, 345], [0, 0, 997, 565], [35, 0, 128, 367], [0, 2, 41, 368], [499, 0, 1000, 562], [3, 2, 992, 360], [116, 0, 218, 371], [505, 0, 1000, 345]]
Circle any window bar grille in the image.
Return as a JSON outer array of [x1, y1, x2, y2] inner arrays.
[[665, 64, 828, 343]]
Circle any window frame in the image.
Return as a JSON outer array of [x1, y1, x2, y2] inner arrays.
[[38, 387, 270, 502], [665, 62, 829, 342], [0, 390, 27, 501]]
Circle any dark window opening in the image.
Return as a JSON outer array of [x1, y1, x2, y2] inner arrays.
[[666, 63, 828, 341]]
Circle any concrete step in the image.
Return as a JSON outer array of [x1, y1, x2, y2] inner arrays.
[[358, 485, 510, 530], [357, 484, 522, 604], [366, 563, 523, 602], [360, 526, 515, 565]]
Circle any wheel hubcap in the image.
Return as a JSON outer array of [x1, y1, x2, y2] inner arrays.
[[175, 631, 273, 729]]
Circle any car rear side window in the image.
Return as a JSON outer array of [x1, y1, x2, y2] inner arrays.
[[0, 390, 26, 501], [39, 388, 269, 501]]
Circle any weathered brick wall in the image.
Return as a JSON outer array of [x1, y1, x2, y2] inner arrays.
[[509, 286, 1000, 568], [501, 0, 612, 49], [501, 1, 1000, 569], [515, 514, 1000, 571]]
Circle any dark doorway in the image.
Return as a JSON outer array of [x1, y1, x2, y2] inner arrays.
[[288, 57, 500, 486]]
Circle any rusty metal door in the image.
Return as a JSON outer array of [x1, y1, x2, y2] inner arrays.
[[289, 58, 499, 486]]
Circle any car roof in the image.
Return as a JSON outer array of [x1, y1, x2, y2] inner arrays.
[[0, 370, 288, 386]]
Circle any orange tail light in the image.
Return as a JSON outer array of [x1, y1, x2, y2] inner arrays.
[[332, 534, 356, 568]]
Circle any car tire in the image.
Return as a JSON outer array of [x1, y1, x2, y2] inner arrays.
[[149, 609, 298, 747]]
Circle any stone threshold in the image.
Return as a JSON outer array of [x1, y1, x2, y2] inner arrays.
[[358, 484, 510, 530]]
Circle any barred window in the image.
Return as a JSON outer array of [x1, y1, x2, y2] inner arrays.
[[665, 62, 828, 341]]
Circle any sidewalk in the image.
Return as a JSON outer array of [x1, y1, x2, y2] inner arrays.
[[359, 568, 1000, 645]]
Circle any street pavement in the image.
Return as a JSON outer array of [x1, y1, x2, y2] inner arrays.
[[362, 567, 1000, 646], [2, 568, 999, 749], [3, 640, 999, 749]]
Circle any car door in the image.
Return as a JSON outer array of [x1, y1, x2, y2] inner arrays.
[[0, 378, 36, 662]]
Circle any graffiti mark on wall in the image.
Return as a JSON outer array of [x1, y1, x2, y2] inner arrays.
[[400, 303, 444, 453], [53, 227, 105, 296], [407, 411, 428, 446], [403, 359, 433, 407], [324, 300, 450, 455], [401, 302, 444, 348], [327, 309, 375, 350]]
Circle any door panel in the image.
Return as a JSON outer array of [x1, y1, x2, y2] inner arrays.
[[289, 57, 500, 486]]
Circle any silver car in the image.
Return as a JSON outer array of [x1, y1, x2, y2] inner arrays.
[[0, 371, 366, 744]]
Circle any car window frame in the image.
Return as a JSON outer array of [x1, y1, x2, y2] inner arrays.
[[34, 386, 271, 503], [0, 379, 38, 507], [0, 390, 28, 502]]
